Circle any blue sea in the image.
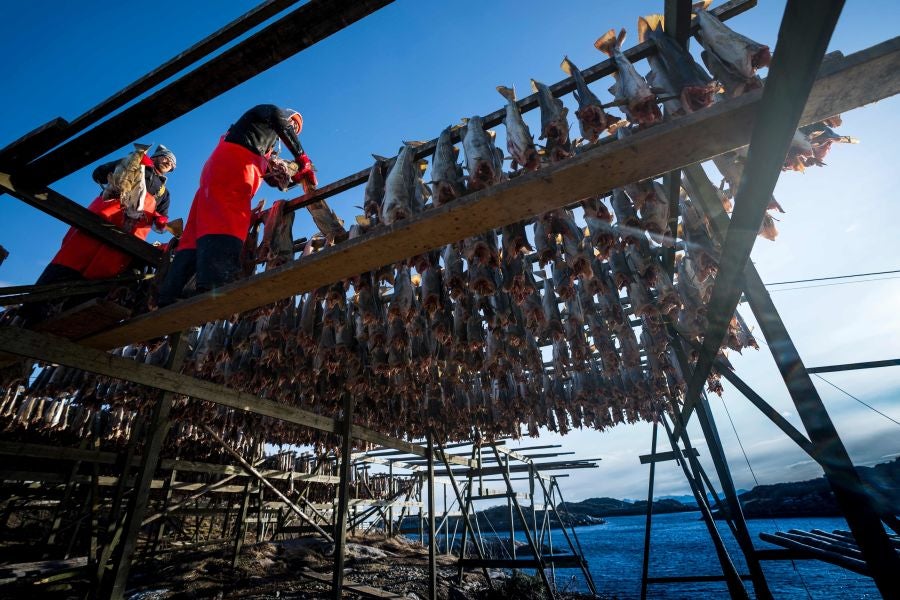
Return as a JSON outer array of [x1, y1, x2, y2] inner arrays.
[[451, 512, 881, 599]]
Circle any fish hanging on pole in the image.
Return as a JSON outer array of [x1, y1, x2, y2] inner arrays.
[[102, 142, 153, 217], [594, 29, 661, 127]]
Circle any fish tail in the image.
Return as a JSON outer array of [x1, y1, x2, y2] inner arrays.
[[134, 142, 152, 153], [638, 15, 664, 44], [530, 78, 541, 93], [594, 29, 619, 56], [496, 85, 516, 102], [692, 0, 712, 13], [560, 56, 576, 76]]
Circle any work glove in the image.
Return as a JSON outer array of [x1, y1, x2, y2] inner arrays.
[[152, 213, 169, 232], [291, 153, 318, 191]]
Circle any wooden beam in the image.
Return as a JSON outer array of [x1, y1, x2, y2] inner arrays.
[[0, 173, 162, 266], [17, 0, 394, 188], [79, 37, 900, 351], [679, 0, 845, 431], [806, 358, 900, 374], [638, 448, 699, 464], [333, 394, 354, 598], [105, 331, 189, 600], [0, 326, 447, 462]]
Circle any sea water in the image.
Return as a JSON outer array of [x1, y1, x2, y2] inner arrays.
[[459, 512, 880, 599]]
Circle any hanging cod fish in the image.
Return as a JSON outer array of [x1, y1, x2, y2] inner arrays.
[[459, 115, 504, 191], [594, 29, 662, 127], [530, 78, 571, 161], [496, 86, 540, 171], [638, 15, 718, 114], [560, 56, 620, 143]]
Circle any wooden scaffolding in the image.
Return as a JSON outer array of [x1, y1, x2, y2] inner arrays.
[[1, 0, 899, 598]]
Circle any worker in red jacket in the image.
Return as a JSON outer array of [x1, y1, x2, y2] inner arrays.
[[22, 145, 176, 323], [158, 105, 316, 306]]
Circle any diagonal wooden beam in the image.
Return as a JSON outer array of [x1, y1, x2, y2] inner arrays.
[[77, 37, 900, 351], [16, 0, 394, 188], [681, 0, 845, 433], [0, 174, 162, 266]]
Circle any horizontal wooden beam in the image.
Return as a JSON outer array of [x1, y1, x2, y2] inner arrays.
[[638, 448, 700, 464], [806, 358, 900, 374], [0, 326, 449, 463], [80, 38, 900, 351]]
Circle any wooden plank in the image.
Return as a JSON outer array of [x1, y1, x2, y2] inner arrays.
[[806, 358, 900, 374], [34, 298, 132, 340], [80, 38, 900, 351], [300, 568, 406, 599], [638, 448, 700, 464], [18, 0, 394, 187], [0, 118, 68, 170]]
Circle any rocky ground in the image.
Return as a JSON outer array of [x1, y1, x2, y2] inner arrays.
[[124, 534, 604, 600]]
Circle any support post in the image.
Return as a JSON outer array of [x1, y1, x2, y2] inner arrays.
[[661, 416, 749, 599], [640, 419, 659, 600], [332, 393, 354, 599], [489, 445, 555, 600], [695, 393, 772, 599], [232, 480, 253, 568], [105, 331, 189, 600], [427, 431, 437, 600], [684, 162, 900, 596]]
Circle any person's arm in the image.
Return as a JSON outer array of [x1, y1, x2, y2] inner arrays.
[[269, 106, 305, 160], [91, 160, 119, 185]]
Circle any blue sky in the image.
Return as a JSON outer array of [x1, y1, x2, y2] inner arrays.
[[1, 1, 898, 500]]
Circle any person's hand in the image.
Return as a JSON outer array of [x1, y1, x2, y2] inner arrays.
[[291, 154, 318, 191], [153, 214, 169, 230]]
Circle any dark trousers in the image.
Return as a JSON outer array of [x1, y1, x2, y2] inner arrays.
[[19, 263, 85, 324], [157, 234, 243, 306]]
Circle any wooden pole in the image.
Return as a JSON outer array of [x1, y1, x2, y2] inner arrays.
[[232, 481, 253, 568], [200, 425, 333, 541], [488, 445, 554, 600], [661, 416, 749, 600], [105, 331, 189, 600], [640, 419, 659, 600], [426, 431, 437, 600], [332, 393, 354, 599]]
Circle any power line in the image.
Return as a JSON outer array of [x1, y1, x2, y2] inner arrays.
[[812, 373, 900, 428], [765, 268, 900, 286], [767, 275, 900, 293]]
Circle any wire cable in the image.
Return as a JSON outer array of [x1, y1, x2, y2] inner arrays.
[[767, 275, 900, 293], [765, 268, 900, 286], [812, 373, 900, 428], [717, 394, 815, 600]]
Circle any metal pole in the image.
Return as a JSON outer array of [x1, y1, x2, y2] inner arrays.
[[332, 393, 354, 599], [640, 419, 659, 600]]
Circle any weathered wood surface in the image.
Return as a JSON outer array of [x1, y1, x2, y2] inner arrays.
[[79, 38, 900, 351]]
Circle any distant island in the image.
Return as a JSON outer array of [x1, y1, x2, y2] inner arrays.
[[400, 458, 898, 532]]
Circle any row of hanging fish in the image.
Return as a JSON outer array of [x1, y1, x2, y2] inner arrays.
[[0, 158, 760, 448]]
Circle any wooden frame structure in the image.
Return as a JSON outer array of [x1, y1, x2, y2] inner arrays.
[[1, 0, 899, 598]]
